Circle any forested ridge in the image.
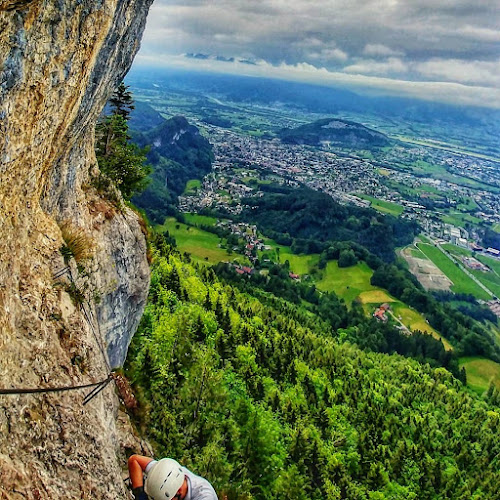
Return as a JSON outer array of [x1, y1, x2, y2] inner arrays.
[[239, 184, 418, 262], [278, 118, 391, 148], [126, 243, 500, 500], [132, 115, 214, 222]]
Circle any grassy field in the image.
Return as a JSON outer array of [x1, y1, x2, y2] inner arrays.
[[478, 254, 500, 276], [417, 243, 490, 299], [441, 244, 472, 257], [409, 247, 427, 258], [459, 356, 500, 394], [356, 194, 404, 216], [259, 240, 320, 275], [493, 223, 500, 234], [316, 261, 380, 304], [440, 245, 500, 296], [355, 288, 453, 349], [159, 218, 246, 265], [183, 213, 218, 227], [417, 234, 432, 244], [261, 238, 453, 346], [161, 221, 455, 347], [183, 179, 201, 195], [358, 290, 396, 304], [441, 212, 483, 228], [470, 269, 500, 298], [391, 303, 453, 350]]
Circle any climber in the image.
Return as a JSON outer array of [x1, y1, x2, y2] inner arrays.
[[128, 454, 217, 500]]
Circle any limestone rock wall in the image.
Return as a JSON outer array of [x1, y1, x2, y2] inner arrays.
[[0, 0, 153, 498]]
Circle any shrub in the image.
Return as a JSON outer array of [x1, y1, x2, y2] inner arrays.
[[59, 221, 95, 264]]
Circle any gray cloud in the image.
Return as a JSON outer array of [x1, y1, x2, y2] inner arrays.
[[137, 0, 500, 106]]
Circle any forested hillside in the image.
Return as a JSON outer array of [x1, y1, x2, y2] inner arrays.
[[126, 243, 500, 500], [278, 118, 391, 148], [240, 184, 417, 262], [132, 115, 214, 222], [231, 183, 499, 363]]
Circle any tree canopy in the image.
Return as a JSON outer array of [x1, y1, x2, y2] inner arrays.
[[126, 243, 500, 500]]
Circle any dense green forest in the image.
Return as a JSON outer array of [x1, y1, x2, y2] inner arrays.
[[238, 184, 418, 262], [126, 242, 500, 500], [213, 261, 465, 381]]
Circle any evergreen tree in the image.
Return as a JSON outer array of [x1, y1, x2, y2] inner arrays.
[[95, 85, 150, 199], [109, 82, 135, 120]]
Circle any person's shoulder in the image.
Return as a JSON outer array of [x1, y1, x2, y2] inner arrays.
[[183, 467, 217, 499]]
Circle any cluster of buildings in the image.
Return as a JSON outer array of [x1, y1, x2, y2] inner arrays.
[[217, 221, 272, 261], [179, 122, 499, 261], [461, 256, 490, 272]]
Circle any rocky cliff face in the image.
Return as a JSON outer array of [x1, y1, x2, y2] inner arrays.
[[0, 1, 153, 498]]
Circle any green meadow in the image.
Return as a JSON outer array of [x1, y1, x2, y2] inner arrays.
[[159, 218, 247, 265], [183, 213, 218, 227], [316, 260, 380, 304], [259, 239, 320, 275], [459, 356, 500, 394], [440, 212, 483, 228], [417, 243, 490, 299], [183, 179, 201, 195], [161, 219, 453, 347], [391, 303, 453, 350], [356, 194, 404, 216]]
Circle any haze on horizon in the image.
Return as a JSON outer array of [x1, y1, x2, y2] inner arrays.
[[135, 0, 500, 109]]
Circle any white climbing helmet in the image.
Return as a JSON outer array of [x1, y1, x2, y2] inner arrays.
[[145, 458, 185, 500]]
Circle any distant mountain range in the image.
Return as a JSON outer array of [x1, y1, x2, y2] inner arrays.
[[127, 67, 500, 157], [278, 118, 391, 148]]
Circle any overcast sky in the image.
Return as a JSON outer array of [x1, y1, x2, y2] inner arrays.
[[135, 0, 500, 108]]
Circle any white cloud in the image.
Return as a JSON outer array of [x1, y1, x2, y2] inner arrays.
[[363, 44, 404, 57], [135, 0, 500, 107], [308, 47, 349, 63], [415, 58, 500, 86], [344, 57, 408, 75]]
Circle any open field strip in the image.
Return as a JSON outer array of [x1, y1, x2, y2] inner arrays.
[[316, 261, 379, 304], [440, 244, 500, 296], [417, 243, 491, 299], [159, 218, 247, 265], [183, 213, 218, 226], [441, 212, 483, 228], [459, 356, 500, 394], [478, 254, 500, 276], [441, 243, 472, 257], [355, 194, 404, 216]]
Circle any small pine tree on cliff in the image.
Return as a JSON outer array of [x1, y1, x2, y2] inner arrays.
[[95, 83, 150, 199], [109, 82, 135, 120]]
